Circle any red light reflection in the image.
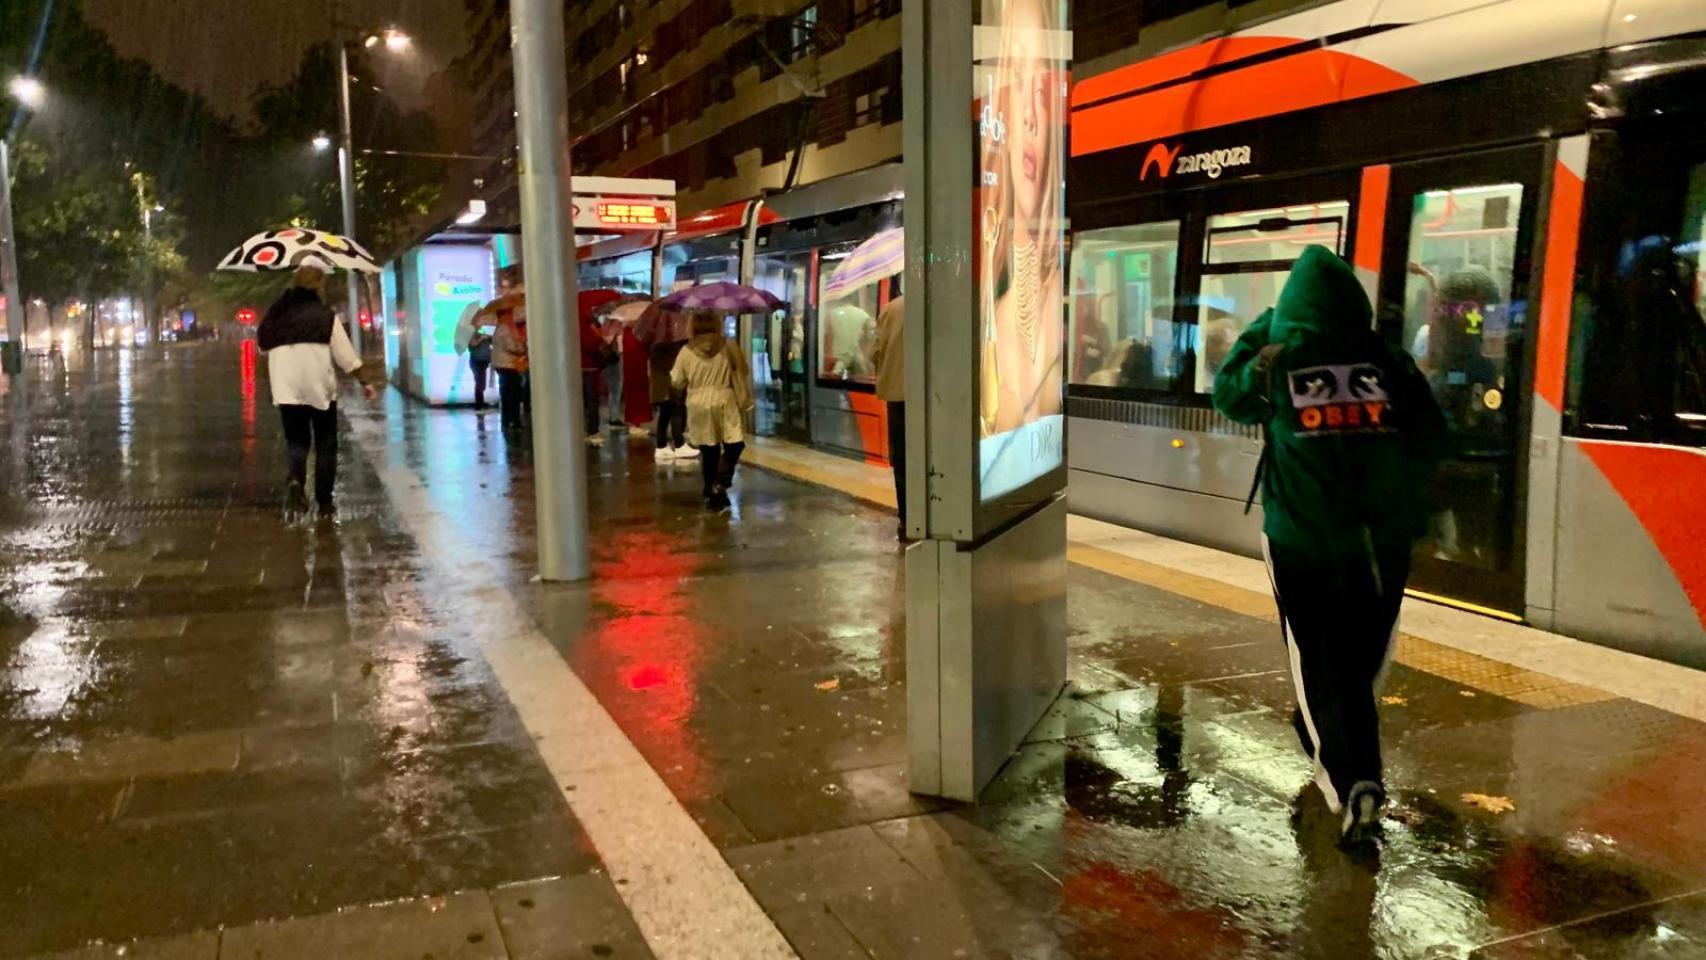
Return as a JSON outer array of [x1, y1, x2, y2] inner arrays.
[[572, 528, 709, 797]]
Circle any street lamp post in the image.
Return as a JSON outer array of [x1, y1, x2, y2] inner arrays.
[[2, 74, 44, 370], [1, 140, 23, 361], [334, 32, 363, 357]]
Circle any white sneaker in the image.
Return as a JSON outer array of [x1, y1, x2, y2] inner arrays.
[[672, 445, 700, 460], [586, 434, 605, 446], [654, 446, 675, 462]]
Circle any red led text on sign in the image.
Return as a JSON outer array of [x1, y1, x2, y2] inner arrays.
[[596, 202, 672, 227]]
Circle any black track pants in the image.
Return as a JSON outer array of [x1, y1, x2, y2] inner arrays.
[[1264, 536, 1411, 811]]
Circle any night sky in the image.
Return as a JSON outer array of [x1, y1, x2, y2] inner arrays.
[[83, 0, 469, 125]]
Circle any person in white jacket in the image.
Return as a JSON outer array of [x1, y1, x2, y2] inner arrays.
[[671, 313, 754, 511], [257, 265, 379, 514]]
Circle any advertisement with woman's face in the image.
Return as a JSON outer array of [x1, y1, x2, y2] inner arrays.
[[976, 0, 1069, 502]]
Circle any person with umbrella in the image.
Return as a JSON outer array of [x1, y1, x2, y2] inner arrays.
[[219, 228, 385, 515], [480, 266, 529, 431], [257, 263, 380, 515], [671, 311, 756, 511], [632, 303, 693, 461], [455, 300, 494, 410]]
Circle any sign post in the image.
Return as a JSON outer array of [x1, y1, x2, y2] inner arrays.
[[904, 0, 1073, 800]]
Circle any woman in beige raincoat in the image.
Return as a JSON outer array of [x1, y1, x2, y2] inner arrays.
[[671, 312, 754, 511]]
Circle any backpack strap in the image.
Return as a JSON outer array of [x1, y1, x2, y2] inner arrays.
[[1243, 350, 1281, 516], [1243, 426, 1270, 515]]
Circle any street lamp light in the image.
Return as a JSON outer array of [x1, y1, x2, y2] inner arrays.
[[7, 75, 43, 108], [312, 133, 332, 152], [384, 30, 412, 52]]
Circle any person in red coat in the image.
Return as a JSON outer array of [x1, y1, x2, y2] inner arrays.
[[579, 312, 608, 442]]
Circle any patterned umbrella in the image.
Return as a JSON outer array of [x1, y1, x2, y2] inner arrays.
[[632, 303, 693, 346], [656, 281, 784, 314], [217, 228, 381, 274], [822, 228, 903, 300]]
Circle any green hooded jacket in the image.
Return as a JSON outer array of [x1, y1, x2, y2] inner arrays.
[[1213, 246, 1449, 557]]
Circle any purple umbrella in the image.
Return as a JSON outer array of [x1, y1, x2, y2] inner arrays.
[[657, 281, 785, 314], [823, 228, 903, 300]]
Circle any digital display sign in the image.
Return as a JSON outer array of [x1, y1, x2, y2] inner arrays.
[[573, 197, 676, 232], [596, 201, 673, 227]]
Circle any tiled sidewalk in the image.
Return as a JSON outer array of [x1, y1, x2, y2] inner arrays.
[[364, 395, 1706, 958], [0, 348, 639, 958]]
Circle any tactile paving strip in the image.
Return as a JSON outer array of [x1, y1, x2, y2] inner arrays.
[[1068, 543, 1614, 710]]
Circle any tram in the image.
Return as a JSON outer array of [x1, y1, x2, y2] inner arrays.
[[576, 0, 1706, 666], [1065, 0, 1706, 664]]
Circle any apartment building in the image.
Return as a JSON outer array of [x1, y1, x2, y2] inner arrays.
[[458, 0, 1319, 222]]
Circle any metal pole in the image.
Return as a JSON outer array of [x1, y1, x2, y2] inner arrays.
[[336, 35, 363, 356], [135, 175, 154, 343], [0, 141, 24, 356], [511, 0, 590, 581]]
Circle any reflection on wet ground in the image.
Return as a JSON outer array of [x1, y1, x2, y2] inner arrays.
[[2, 344, 1704, 958], [374, 350, 1706, 959], [0, 348, 600, 956]]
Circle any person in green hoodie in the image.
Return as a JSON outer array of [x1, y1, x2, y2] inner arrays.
[[1214, 245, 1448, 845]]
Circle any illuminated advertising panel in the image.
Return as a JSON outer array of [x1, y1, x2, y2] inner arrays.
[[975, 0, 1070, 503], [414, 245, 494, 404]]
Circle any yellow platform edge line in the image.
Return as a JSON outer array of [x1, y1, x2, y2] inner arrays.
[[743, 443, 1613, 708]]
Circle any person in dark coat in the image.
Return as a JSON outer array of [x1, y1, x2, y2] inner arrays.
[[1214, 247, 1448, 846], [257, 264, 379, 514]]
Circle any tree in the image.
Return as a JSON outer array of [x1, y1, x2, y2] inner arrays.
[[247, 43, 445, 255], [9, 138, 144, 308]]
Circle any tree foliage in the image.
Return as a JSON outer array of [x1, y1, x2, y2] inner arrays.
[[3, 0, 445, 321]]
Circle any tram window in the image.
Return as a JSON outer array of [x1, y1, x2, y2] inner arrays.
[[1066, 221, 1182, 389], [1573, 146, 1706, 446], [817, 251, 881, 385], [1400, 182, 1526, 573], [1197, 201, 1349, 393], [1400, 184, 1525, 372]]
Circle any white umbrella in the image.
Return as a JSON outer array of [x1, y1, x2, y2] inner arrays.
[[598, 299, 652, 327], [217, 228, 382, 274], [454, 302, 481, 354]]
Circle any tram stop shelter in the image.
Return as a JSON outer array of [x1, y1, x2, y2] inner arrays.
[[381, 176, 676, 406]]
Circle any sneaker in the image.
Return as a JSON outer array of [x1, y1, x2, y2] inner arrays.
[[655, 446, 675, 462], [707, 486, 731, 512], [285, 481, 310, 514], [672, 445, 700, 460], [1340, 781, 1385, 847], [586, 434, 605, 446]]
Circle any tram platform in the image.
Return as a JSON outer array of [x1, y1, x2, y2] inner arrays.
[[1, 344, 1703, 959]]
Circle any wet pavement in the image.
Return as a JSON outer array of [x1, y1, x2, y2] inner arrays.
[[2, 343, 1704, 958]]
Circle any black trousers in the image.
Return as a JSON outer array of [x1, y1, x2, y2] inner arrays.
[[1265, 536, 1411, 811], [886, 401, 906, 525], [582, 375, 600, 435], [497, 369, 527, 428], [652, 399, 686, 449], [698, 441, 745, 496], [279, 403, 338, 505], [470, 359, 490, 407]]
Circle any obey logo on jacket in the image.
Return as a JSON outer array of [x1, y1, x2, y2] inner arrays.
[[1285, 363, 1395, 436]]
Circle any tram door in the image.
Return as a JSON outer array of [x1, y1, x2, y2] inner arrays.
[[1378, 145, 1546, 613], [752, 252, 812, 442]]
